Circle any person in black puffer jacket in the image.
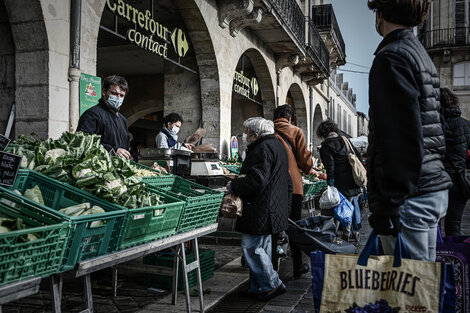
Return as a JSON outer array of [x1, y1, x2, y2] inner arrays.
[[367, 0, 452, 261], [228, 117, 292, 301], [441, 88, 470, 236]]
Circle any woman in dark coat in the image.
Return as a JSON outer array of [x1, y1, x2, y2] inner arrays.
[[441, 88, 470, 236], [228, 117, 292, 301], [317, 120, 362, 239]]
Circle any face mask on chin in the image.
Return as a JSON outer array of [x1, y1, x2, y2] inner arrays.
[[107, 94, 124, 109]]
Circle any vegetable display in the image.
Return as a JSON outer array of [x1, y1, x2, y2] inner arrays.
[[0, 218, 39, 242], [11, 132, 164, 209]]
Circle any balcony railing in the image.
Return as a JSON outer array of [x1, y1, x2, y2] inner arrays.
[[268, 0, 306, 49], [311, 4, 345, 57], [307, 19, 329, 76], [419, 27, 470, 49]]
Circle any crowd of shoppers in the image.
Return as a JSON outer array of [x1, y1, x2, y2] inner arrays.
[[226, 0, 470, 301]]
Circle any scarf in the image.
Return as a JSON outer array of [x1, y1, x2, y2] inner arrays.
[[160, 127, 178, 148]]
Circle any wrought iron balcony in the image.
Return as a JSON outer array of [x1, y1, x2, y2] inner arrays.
[[311, 4, 346, 66], [307, 19, 330, 77], [267, 0, 306, 51], [419, 27, 470, 50]]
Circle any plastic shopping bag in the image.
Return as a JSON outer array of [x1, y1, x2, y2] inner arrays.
[[333, 193, 354, 226], [319, 186, 340, 210]]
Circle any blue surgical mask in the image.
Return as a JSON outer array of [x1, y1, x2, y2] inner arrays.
[[107, 94, 124, 109]]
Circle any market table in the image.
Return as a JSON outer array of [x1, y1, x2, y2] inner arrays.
[[51, 223, 218, 313], [0, 277, 41, 312]]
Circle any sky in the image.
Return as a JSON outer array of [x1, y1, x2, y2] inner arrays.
[[328, 0, 382, 116]]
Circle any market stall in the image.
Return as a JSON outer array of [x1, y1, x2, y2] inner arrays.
[[0, 131, 224, 312]]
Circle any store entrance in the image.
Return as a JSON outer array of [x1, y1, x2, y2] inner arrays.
[[231, 54, 263, 156], [97, 0, 200, 151]]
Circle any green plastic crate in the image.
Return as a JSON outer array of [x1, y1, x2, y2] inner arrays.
[[143, 248, 215, 290], [220, 164, 241, 175], [0, 188, 69, 285], [11, 169, 127, 271], [119, 190, 185, 250], [130, 160, 173, 180], [147, 177, 224, 233], [303, 179, 327, 197]]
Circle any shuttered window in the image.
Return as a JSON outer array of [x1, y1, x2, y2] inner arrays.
[[453, 61, 470, 86]]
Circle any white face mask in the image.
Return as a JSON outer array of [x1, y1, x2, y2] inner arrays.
[[172, 125, 180, 135], [107, 94, 124, 109], [242, 133, 248, 143]]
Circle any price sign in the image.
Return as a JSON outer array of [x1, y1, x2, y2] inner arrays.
[[0, 134, 11, 151], [0, 151, 21, 187]]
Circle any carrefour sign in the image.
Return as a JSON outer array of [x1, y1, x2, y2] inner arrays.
[[106, 0, 189, 58], [233, 70, 259, 100]]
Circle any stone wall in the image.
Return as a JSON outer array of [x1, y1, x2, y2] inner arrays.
[[0, 0, 15, 136]]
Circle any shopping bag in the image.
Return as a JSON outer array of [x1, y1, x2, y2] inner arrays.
[[287, 217, 356, 255], [436, 228, 470, 313], [333, 193, 354, 226], [220, 193, 243, 218], [319, 186, 340, 210], [311, 231, 455, 313]]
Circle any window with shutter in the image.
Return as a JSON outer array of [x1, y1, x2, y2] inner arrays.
[[455, 0, 467, 44], [453, 61, 470, 86]]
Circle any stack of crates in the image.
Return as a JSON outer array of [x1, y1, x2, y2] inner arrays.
[[11, 169, 128, 271], [0, 187, 69, 285], [143, 248, 215, 290]]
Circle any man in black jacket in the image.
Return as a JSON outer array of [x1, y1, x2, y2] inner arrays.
[[228, 117, 292, 301], [77, 75, 131, 159], [367, 0, 452, 261]]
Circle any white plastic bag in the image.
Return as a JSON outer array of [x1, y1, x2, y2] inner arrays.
[[319, 186, 340, 210]]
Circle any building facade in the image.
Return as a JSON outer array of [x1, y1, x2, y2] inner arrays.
[[419, 0, 470, 119], [327, 69, 358, 137], [0, 0, 348, 157], [357, 111, 369, 137]]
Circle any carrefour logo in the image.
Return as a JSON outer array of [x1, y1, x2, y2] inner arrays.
[[171, 28, 189, 58], [251, 77, 259, 96]]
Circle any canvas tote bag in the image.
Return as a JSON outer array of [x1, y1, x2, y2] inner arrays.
[[311, 232, 455, 313], [342, 136, 367, 188]]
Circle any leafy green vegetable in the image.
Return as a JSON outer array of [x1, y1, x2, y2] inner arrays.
[[24, 185, 45, 205]]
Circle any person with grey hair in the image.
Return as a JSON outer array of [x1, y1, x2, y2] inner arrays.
[[227, 116, 292, 301]]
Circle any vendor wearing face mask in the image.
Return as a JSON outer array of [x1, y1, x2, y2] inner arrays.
[[155, 113, 193, 150], [77, 75, 132, 159]]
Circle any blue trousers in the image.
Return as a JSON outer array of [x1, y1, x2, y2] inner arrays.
[[241, 233, 282, 293], [381, 189, 449, 261]]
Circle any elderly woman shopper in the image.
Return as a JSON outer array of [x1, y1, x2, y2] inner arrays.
[[227, 117, 292, 301]]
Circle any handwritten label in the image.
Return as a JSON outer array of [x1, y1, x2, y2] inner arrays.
[[0, 151, 21, 187], [0, 134, 10, 151]]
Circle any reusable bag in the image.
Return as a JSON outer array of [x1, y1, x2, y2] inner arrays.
[[333, 192, 354, 226], [319, 186, 340, 210], [342, 136, 367, 188], [220, 193, 243, 218], [436, 228, 470, 313], [311, 232, 456, 313], [287, 216, 356, 255]]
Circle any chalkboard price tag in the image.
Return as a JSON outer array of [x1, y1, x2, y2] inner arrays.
[[0, 134, 11, 151], [0, 151, 22, 187]]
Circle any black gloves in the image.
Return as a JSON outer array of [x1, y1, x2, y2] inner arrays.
[[368, 213, 401, 237]]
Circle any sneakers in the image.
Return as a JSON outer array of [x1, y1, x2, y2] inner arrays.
[[293, 263, 310, 279], [257, 283, 287, 301]]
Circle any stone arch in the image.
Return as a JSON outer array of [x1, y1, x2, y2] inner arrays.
[[125, 101, 164, 127], [85, 0, 220, 143], [312, 103, 325, 157], [241, 48, 276, 120], [2, 0, 49, 139], [286, 83, 308, 136]]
